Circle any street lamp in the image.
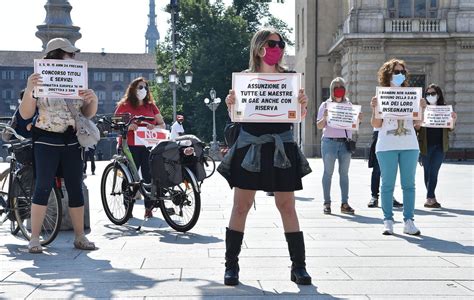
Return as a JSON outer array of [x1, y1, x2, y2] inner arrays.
[[204, 88, 222, 160], [154, 0, 193, 121]]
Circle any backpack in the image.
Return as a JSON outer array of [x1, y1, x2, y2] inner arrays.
[[149, 140, 183, 187], [175, 134, 206, 181], [2, 108, 35, 141]]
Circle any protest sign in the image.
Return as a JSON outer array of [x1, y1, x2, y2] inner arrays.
[[231, 72, 301, 123], [134, 127, 169, 147], [326, 102, 362, 131], [376, 86, 422, 120], [422, 105, 454, 128], [34, 59, 88, 99]]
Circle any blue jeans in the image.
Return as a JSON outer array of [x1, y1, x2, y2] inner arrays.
[[421, 144, 445, 198], [321, 138, 351, 204], [376, 150, 419, 221]]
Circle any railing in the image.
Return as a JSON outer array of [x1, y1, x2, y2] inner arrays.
[[385, 19, 447, 33]]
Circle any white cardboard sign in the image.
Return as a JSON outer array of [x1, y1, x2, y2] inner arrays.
[[134, 127, 169, 147], [326, 102, 362, 131], [376, 86, 422, 120], [231, 72, 301, 123], [34, 59, 88, 99], [422, 105, 454, 128]]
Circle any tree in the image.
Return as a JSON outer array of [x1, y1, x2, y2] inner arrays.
[[153, 0, 292, 142]]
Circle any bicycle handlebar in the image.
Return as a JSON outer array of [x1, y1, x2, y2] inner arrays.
[[0, 123, 27, 141], [97, 114, 156, 133]]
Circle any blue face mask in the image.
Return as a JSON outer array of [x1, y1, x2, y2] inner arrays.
[[391, 74, 406, 87]]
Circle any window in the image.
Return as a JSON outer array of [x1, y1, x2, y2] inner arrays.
[[20, 71, 30, 80], [1, 70, 14, 80], [96, 90, 106, 104], [302, 8, 305, 46], [130, 72, 142, 81], [112, 90, 123, 102], [94, 72, 106, 82], [2, 89, 15, 99], [408, 74, 426, 89], [388, 0, 437, 18], [112, 72, 123, 82]]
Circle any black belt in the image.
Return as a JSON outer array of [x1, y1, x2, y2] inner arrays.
[[327, 137, 346, 142]]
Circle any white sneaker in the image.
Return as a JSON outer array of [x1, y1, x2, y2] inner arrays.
[[403, 219, 421, 235], [382, 220, 394, 235]]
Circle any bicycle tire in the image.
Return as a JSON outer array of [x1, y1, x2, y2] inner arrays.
[[14, 166, 62, 246], [101, 162, 134, 225], [203, 154, 216, 179], [160, 167, 201, 232], [0, 167, 22, 236]]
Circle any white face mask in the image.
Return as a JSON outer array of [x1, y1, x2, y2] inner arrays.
[[137, 88, 147, 101], [426, 95, 438, 105]]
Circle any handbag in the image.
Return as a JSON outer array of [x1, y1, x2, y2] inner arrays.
[[65, 100, 100, 150], [344, 130, 356, 154], [224, 122, 241, 147]]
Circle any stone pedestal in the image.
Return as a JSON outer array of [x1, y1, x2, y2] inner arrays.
[[59, 180, 90, 230]]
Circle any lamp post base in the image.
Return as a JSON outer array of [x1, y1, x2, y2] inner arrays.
[[209, 141, 223, 161]]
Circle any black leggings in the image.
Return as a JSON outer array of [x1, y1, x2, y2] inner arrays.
[[32, 139, 84, 207], [129, 146, 152, 208]]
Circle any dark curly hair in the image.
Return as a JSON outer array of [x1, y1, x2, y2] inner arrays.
[[117, 77, 155, 108], [377, 58, 409, 87], [425, 83, 446, 105]]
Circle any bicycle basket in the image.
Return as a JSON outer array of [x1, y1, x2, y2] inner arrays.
[[175, 135, 206, 181], [149, 140, 183, 187], [13, 143, 33, 165]]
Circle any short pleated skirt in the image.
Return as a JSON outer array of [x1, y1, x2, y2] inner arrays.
[[228, 142, 303, 192]]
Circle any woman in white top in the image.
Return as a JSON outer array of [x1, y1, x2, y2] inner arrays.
[[370, 58, 426, 236]]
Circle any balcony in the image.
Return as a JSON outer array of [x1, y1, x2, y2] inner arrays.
[[385, 18, 447, 33]]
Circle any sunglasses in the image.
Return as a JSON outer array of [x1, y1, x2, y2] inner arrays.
[[393, 69, 407, 75], [137, 85, 148, 91], [266, 40, 286, 49], [426, 91, 437, 96]]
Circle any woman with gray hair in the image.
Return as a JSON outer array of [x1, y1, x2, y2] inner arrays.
[[316, 77, 360, 215]]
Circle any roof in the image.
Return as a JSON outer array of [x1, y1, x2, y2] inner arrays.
[[0, 51, 157, 70]]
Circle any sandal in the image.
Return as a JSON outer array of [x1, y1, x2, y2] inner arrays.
[[74, 235, 96, 250], [28, 238, 43, 254], [424, 198, 441, 208]]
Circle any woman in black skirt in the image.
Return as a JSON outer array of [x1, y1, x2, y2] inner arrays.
[[218, 28, 312, 286]]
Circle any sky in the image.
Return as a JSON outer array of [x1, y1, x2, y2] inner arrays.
[[0, 0, 295, 54]]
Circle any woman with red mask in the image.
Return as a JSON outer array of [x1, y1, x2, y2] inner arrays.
[[219, 28, 312, 286], [316, 77, 360, 215]]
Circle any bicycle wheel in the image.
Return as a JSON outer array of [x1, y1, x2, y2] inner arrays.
[[160, 168, 201, 232], [14, 166, 62, 245], [101, 162, 134, 225], [0, 167, 19, 235], [203, 154, 216, 179]]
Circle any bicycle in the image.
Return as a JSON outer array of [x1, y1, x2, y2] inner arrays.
[[0, 122, 62, 245], [98, 114, 201, 232], [202, 146, 216, 179]]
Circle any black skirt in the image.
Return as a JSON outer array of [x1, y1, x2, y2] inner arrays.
[[229, 141, 303, 192]]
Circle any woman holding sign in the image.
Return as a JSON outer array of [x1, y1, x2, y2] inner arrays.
[[19, 38, 98, 253], [316, 77, 360, 215], [416, 84, 457, 208], [115, 77, 166, 218], [219, 28, 312, 286], [371, 58, 426, 236]]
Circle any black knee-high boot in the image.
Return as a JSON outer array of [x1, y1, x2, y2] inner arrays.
[[224, 227, 244, 286], [285, 231, 312, 285]]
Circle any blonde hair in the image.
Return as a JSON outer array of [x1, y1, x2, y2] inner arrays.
[[249, 28, 286, 72], [329, 77, 347, 101]]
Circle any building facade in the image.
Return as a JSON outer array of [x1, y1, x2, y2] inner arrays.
[[295, 0, 474, 157], [0, 51, 156, 116]]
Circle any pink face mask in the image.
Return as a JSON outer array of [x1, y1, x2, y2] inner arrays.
[[263, 46, 282, 66]]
